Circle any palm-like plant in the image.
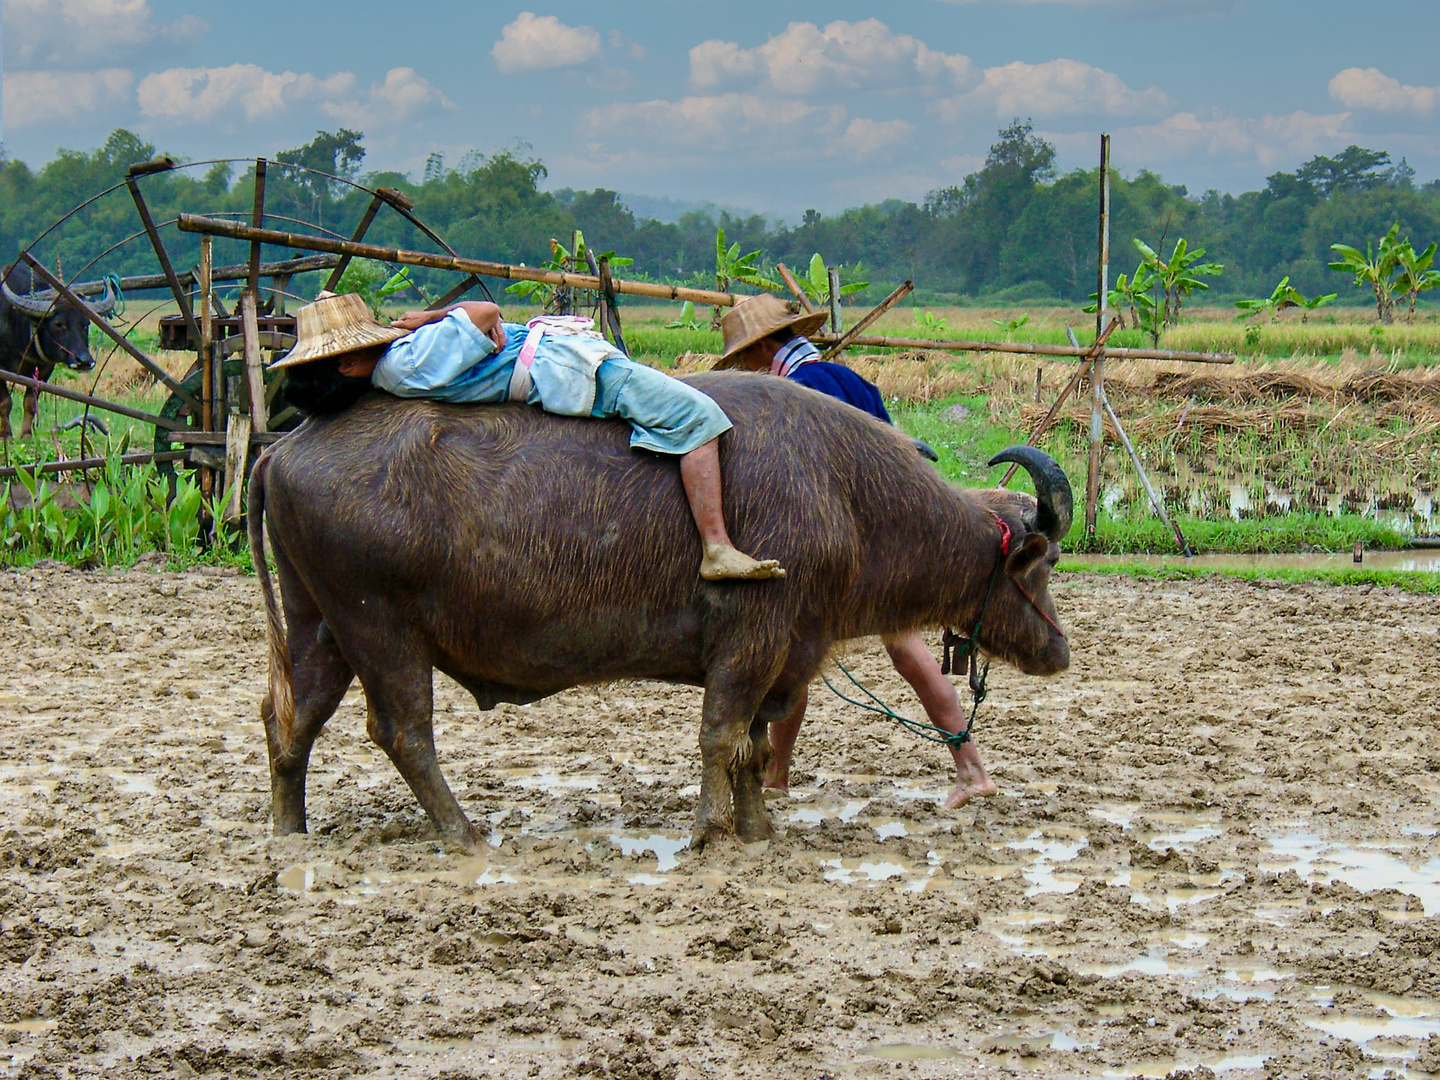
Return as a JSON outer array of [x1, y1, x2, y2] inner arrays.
[[1328, 223, 1403, 324], [1393, 239, 1440, 324], [1135, 237, 1223, 325]]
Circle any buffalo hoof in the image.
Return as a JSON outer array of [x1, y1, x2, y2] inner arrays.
[[439, 823, 482, 855], [734, 815, 775, 844], [691, 823, 736, 852]]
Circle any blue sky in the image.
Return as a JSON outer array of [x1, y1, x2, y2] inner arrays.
[[3, 0, 1438, 221]]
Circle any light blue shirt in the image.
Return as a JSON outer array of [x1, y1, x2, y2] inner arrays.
[[372, 310, 625, 416]]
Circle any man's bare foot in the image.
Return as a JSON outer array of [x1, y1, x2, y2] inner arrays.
[[701, 543, 786, 581], [943, 766, 999, 809]]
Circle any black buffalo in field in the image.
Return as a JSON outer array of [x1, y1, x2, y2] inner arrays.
[[0, 265, 116, 439], [249, 375, 1073, 850]]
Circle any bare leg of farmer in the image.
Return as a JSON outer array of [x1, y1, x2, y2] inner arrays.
[[762, 687, 808, 793], [680, 438, 785, 581], [883, 632, 998, 809]]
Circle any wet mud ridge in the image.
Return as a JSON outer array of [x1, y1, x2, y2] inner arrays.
[[2, 566, 1439, 1079]]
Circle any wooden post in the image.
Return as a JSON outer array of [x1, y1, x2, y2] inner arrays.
[[1035, 366, 1042, 404], [239, 293, 268, 433], [827, 269, 842, 334], [1086, 133, 1112, 543], [248, 159, 266, 299], [222, 414, 251, 525], [199, 236, 214, 497]]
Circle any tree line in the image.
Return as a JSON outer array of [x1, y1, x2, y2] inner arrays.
[[2, 124, 1438, 307]]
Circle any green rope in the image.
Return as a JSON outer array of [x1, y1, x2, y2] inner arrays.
[[817, 541, 1004, 750], [821, 660, 978, 746]]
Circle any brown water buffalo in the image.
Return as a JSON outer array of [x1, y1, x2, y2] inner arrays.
[[248, 373, 1072, 850]]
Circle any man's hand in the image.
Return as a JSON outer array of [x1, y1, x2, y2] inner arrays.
[[391, 302, 506, 350], [390, 308, 448, 332]]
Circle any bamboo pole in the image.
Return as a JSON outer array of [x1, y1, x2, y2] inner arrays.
[[177, 214, 754, 308], [1099, 385, 1192, 557], [0, 450, 188, 480], [807, 331, 1232, 365], [827, 268, 842, 334], [67, 255, 339, 297], [775, 264, 817, 313], [818, 280, 913, 362], [997, 318, 1120, 489], [0, 369, 186, 430], [1087, 133, 1112, 543]]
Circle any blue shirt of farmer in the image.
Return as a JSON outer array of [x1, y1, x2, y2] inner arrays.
[[772, 336, 890, 423]]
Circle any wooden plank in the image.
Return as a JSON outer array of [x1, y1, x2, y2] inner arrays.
[[248, 159, 267, 298], [827, 268, 842, 334], [807, 331, 1233, 365], [164, 430, 285, 445], [222, 414, 251, 525], [20, 254, 201, 409], [239, 293, 268, 433], [199, 237, 213, 435], [818, 280, 912, 362], [126, 176, 200, 350]]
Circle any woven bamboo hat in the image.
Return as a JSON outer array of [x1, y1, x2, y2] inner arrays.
[[715, 293, 828, 370], [271, 291, 406, 369]]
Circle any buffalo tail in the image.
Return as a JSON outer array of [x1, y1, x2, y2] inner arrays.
[[247, 453, 296, 749]]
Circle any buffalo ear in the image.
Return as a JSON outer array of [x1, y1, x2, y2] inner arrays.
[[1005, 531, 1050, 577]]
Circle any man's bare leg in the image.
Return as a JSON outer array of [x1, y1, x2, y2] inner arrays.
[[763, 688, 808, 793], [680, 438, 785, 581], [883, 632, 998, 809]]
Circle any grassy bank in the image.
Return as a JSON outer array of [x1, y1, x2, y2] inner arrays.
[[1059, 560, 1440, 595]]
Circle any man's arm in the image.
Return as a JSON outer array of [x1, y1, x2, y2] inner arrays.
[[392, 302, 505, 350]]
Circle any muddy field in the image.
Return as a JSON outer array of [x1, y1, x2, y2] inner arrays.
[[2, 566, 1439, 1079]]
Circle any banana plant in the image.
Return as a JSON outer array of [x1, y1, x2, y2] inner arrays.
[[914, 310, 948, 333], [1136, 237, 1223, 326], [1393, 238, 1440, 324], [1084, 263, 1156, 331], [991, 313, 1029, 341], [507, 231, 633, 314], [1329, 222, 1403, 324], [709, 228, 780, 328], [664, 300, 706, 331], [796, 252, 868, 309]]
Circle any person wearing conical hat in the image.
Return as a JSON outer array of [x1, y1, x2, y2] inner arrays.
[[718, 293, 997, 810], [276, 292, 783, 582]]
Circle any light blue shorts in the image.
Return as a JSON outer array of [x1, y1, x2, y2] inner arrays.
[[590, 357, 732, 456]]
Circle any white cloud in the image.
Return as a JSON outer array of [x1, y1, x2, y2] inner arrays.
[[1, 68, 134, 129], [1098, 109, 1353, 169], [3, 0, 206, 69], [583, 93, 847, 154], [491, 13, 601, 74], [137, 64, 354, 122], [933, 59, 1169, 121], [690, 19, 976, 95], [1329, 68, 1439, 116], [840, 118, 915, 160], [321, 68, 454, 127]]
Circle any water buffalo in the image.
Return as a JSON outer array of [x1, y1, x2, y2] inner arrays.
[[0, 265, 115, 439], [248, 374, 1072, 850]]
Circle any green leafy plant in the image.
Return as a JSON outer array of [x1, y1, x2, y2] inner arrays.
[[1085, 264, 1157, 332], [1135, 237, 1223, 328], [1393, 238, 1440, 324], [915, 310, 948, 333], [335, 259, 419, 317], [1329, 222, 1403, 324], [506, 231, 633, 314], [664, 300, 705, 331], [990, 312, 1029, 340], [1235, 277, 1337, 328], [796, 252, 868, 309], [708, 228, 780, 327]]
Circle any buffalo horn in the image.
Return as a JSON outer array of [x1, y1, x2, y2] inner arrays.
[[987, 446, 1074, 541], [1, 280, 58, 319], [85, 277, 118, 317]]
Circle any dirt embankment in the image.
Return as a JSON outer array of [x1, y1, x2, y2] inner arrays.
[[2, 566, 1439, 1079]]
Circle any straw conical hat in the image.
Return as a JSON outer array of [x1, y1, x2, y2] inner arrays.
[[715, 294, 829, 370], [271, 291, 406, 368]]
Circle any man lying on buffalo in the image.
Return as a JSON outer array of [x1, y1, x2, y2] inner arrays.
[[276, 291, 783, 582], [714, 293, 997, 809]]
